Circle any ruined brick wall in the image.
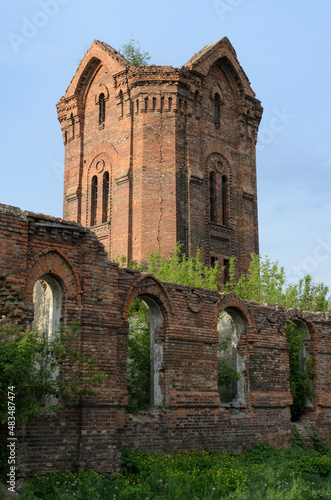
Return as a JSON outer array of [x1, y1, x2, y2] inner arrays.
[[1, 204, 330, 476], [0, 204, 125, 475], [57, 38, 262, 282]]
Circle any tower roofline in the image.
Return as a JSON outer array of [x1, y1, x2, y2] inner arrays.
[[183, 37, 256, 98], [59, 39, 133, 102], [58, 37, 257, 106]]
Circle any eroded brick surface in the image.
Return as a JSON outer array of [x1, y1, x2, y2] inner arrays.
[[0, 204, 330, 476], [57, 38, 262, 282]]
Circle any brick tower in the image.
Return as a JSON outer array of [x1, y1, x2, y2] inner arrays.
[[57, 38, 262, 279]]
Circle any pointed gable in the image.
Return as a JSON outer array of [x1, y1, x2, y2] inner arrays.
[[61, 40, 132, 101], [183, 37, 256, 98]]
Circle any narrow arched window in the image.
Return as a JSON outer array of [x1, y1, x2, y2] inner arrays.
[[99, 93, 105, 125], [210, 171, 216, 222], [222, 175, 228, 225], [224, 259, 230, 284], [102, 171, 109, 223], [91, 176, 98, 226], [70, 113, 75, 139], [214, 93, 220, 127], [119, 90, 124, 117], [218, 309, 245, 404], [194, 90, 199, 115]]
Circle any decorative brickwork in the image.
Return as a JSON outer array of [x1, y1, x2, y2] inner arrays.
[[57, 38, 262, 281], [0, 204, 331, 476]]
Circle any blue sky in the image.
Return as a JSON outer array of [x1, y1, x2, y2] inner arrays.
[[1, 0, 331, 289]]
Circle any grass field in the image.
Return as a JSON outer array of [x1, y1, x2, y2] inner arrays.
[[2, 439, 331, 499]]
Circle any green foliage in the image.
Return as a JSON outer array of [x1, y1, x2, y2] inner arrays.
[[127, 300, 151, 413], [0, 442, 8, 483], [20, 444, 331, 499], [285, 274, 331, 312], [217, 360, 241, 391], [123, 244, 221, 412], [0, 323, 107, 423], [292, 427, 309, 450], [286, 324, 315, 421], [119, 36, 151, 67], [312, 431, 330, 454], [217, 336, 241, 403], [224, 254, 331, 311], [117, 243, 220, 291]]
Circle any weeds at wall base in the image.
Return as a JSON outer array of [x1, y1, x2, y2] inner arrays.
[[7, 437, 331, 499]]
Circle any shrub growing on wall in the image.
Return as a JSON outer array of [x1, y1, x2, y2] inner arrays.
[[223, 255, 331, 311], [118, 243, 220, 290], [0, 323, 106, 423]]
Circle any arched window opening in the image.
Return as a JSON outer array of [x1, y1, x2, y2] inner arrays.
[[136, 99, 139, 114], [214, 93, 221, 127], [194, 90, 199, 115], [160, 97, 164, 112], [222, 175, 228, 225], [223, 259, 230, 284], [98, 93, 105, 125], [70, 113, 75, 139], [33, 276, 63, 340], [119, 90, 124, 117], [144, 97, 148, 113], [210, 171, 216, 222], [127, 297, 164, 413], [91, 175, 98, 226], [168, 97, 172, 111], [102, 171, 109, 223], [211, 256, 218, 268], [217, 309, 245, 405], [32, 275, 63, 406], [286, 320, 314, 422], [152, 97, 156, 111]]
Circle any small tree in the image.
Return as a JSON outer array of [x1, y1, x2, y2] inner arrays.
[[119, 36, 151, 67], [117, 243, 220, 291], [0, 323, 107, 423], [223, 254, 331, 312]]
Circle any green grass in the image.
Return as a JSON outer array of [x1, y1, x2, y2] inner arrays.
[[2, 443, 331, 499]]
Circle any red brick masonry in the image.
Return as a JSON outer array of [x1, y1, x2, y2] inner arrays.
[[57, 38, 262, 281], [0, 204, 330, 476]]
